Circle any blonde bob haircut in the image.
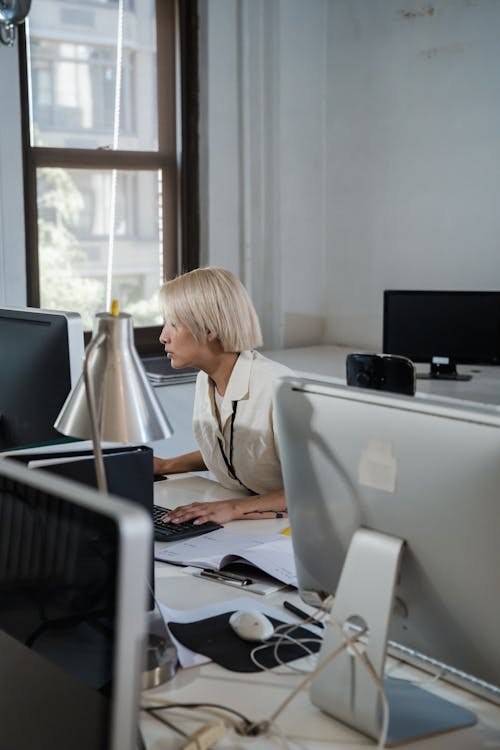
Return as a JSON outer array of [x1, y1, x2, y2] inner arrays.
[[159, 267, 263, 352]]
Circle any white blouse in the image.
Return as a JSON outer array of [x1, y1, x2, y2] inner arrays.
[[193, 350, 293, 495]]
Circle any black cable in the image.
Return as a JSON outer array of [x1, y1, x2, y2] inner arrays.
[[141, 701, 254, 732], [147, 709, 188, 738], [217, 401, 257, 495]]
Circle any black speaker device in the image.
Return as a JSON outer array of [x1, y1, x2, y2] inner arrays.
[[346, 353, 416, 396]]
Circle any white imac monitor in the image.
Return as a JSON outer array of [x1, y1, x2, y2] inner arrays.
[[274, 376, 500, 745], [0, 307, 84, 450], [0, 457, 152, 750]]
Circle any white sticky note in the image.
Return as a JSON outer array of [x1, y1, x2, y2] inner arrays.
[[357, 438, 397, 493]]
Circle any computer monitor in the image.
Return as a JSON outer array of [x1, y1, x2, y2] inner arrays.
[[6, 444, 156, 610], [383, 290, 500, 381], [275, 375, 500, 744], [0, 307, 84, 450], [0, 456, 151, 750]]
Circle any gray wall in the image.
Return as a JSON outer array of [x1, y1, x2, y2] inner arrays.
[[2, 0, 500, 350]]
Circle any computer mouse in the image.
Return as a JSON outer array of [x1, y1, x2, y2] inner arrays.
[[228, 610, 275, 642]]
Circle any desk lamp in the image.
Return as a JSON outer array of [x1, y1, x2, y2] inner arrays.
[[55, 301, 177, 688], [55, 300, 172, 493]]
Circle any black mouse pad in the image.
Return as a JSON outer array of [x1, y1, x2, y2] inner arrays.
[[168, 612, 322, 672]]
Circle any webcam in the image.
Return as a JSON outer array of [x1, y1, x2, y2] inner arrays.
[[346, 353, 416, 396]]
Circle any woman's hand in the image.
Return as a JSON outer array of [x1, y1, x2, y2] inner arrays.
[[162, 499, 244, 526], [162, 488, 287, 526]]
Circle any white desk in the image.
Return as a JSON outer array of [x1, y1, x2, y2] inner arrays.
[[141, 475, 500, 750]]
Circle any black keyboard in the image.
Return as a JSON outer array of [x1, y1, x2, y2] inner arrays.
[[153, 505, 222, 542]]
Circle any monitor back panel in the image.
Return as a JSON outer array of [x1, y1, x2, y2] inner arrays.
[[275, 376, 500, 688]]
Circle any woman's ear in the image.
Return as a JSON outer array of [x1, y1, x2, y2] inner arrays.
[[206, 330, 217, 342]]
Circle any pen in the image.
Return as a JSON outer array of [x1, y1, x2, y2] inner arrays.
[[199, 569, 253, 586], [283, 600, 325, 629]]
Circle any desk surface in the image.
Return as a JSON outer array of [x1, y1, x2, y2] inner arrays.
[[143, 474, 500, 750], [264, 344, 500, 407]]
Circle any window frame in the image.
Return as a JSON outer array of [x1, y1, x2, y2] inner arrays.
[[18, 0, 199, 354]]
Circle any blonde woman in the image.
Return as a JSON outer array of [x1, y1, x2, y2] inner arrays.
[[153, 267, 292, 525]]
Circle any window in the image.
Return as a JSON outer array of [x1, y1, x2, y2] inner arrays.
[[31, 41, 135, 135], [20, 0, 199, 352]]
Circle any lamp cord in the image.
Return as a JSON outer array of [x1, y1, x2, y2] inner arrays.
[[83, 331, 108, 493]]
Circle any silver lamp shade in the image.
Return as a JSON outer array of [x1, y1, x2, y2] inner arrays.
[[55, 311, 172, 444]]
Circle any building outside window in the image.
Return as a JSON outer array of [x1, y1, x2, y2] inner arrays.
[[20, 0, 197, 347]]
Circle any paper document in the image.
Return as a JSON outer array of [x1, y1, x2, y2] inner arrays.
[[155, 529, 298, 588]]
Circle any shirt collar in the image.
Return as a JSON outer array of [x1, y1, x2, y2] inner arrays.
[[224, 350, 253, 402], [209, 350, 253, 430]]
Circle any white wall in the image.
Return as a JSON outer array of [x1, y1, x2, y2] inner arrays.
[[199, 0, 286, 347], [200, 0, 500, 351], [0, 40, 26, 305], [323, 0, 500, 349]]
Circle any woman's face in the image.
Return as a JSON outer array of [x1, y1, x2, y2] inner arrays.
[[159, 321, 204, 369]]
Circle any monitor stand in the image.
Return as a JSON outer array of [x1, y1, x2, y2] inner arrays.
[[416, 360, 472, 382], [309, 528, 477, 746]]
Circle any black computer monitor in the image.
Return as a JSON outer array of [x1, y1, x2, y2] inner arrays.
[[383, 290, 500, 381], [7, 444, 156, 610], [275, 375, 500, 745], [0, 307, 84, 450], [0, 456, 151, 750]]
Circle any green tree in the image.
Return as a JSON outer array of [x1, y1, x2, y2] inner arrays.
[[38, 168, 104, 329]]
